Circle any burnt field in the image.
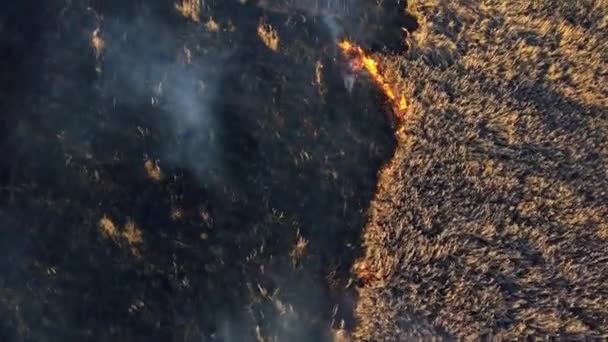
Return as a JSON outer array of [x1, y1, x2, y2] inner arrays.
[[0, 1, 412, 341], [1, 0, 608, 341]]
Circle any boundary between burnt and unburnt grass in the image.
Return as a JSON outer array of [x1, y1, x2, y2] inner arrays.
[[353, 0, 608, 340]]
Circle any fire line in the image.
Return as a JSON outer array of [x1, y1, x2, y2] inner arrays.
[[338, 40, 407, 118]]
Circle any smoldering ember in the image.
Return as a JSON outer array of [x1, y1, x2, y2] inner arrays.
[[1, 0, 607, 341]]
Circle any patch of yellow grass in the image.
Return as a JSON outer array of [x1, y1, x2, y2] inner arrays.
[[315, 61, 324, 87], [171, 206, 184, 221], [331, 325, 351, 342], [123, 219, 143, 257], [91, 27, 104, 73], [598, 222, 608, 241], [123, 220, 143, 246], [98, 215, 118, 239], [257, 20, 279, 52], [175, 0, 201, 22], [205, 17, 219, 32], [144, 159, 162, 181], [290, 231, 308, 268], [314, 60, 327, 100], [91, 28, 104, 60], [98, 216, 143, 257]]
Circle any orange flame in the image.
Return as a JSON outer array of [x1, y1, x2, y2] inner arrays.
[[338, 40, 407, 116]]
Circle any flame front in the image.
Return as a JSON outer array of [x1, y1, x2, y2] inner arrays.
[[338, 40, 407, 116]]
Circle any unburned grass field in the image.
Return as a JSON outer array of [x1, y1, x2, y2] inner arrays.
[[354, 0, 608, 339]]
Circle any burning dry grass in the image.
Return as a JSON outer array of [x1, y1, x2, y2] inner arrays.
[[339, 40, 407, 118], [354, 0, 608, 339]]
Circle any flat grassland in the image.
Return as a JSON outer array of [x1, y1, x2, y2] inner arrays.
[[1, 1, 606, 341], [355, 0, 608, 339]]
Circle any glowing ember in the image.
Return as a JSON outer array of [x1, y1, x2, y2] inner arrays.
[[338, 40, 407, 116]]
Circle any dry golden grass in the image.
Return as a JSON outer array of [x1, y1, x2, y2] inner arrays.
[[354, 0, 608, 339], [289, 230, 309, 268], [257, 20, 280, 52], [122, 220, 143, 246], [90, 28, 104, 60], [98, 216, 143, 256], [314, 60, 326, 98], [182, 46, 192, 65], [204, 17, 219, 32], [98, 215, 118, 240], [122, 219, 143, 256], [331, 326, 351, 342], [175, 0, 201, 22], [170, 206, 184, 221], [315, 61, 323, 87], [597, 222, 608, 241], [144, 159, 162, 181]]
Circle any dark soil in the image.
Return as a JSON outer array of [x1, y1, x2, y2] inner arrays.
[[0, 1, 410, 341]]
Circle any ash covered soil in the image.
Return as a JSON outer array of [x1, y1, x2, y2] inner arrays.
[[0, 1, 409, 341]]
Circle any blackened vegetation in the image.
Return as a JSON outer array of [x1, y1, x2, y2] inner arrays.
[[257, 0, 418, 53], [0, 1, 408, 341]]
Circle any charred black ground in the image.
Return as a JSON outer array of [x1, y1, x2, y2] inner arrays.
[[0, 1, 413, 341]]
